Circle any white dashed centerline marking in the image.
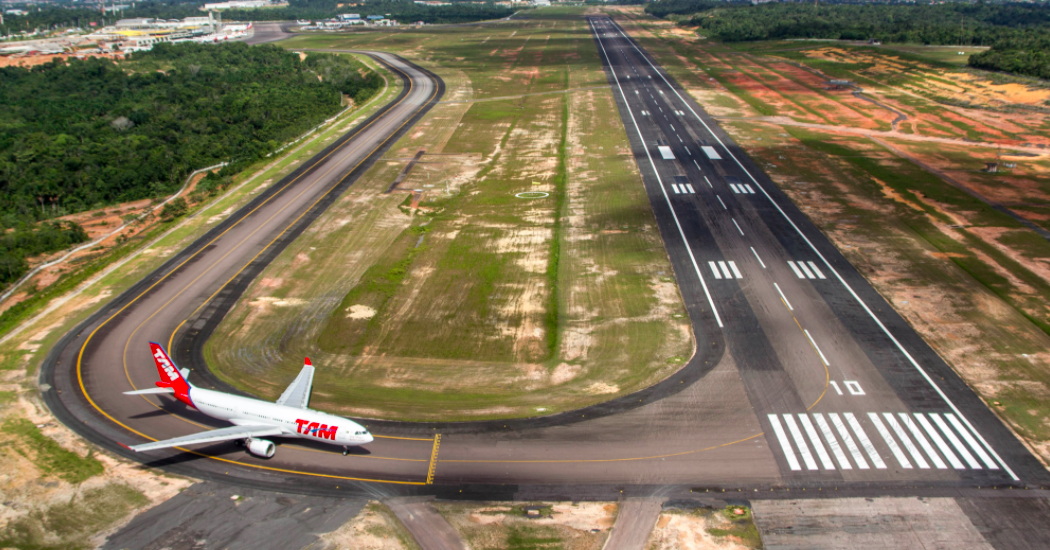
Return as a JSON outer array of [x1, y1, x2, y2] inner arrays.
[[732, 218, 744, 236], [751, 247, 766, 268], [804, 329, 829, 366], [717, 196, 727, 210], [773, 282, 793, 311]]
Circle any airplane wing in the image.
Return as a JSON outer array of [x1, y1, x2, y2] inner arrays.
[[122, 425, 284, 453], [275, 358, 314, 409]]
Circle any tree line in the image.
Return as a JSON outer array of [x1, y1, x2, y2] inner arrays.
[[0, 0, 513, 36], [645, 1, 1050, 80], [0, 42, 382, 285]]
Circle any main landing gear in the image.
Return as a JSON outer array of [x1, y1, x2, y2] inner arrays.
[[343, 446, 349, 456]]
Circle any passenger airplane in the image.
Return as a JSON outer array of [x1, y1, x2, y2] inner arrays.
[[121, 342, 373, 458]]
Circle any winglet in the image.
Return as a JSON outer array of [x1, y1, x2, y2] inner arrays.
[[305, 357, 312, 366]]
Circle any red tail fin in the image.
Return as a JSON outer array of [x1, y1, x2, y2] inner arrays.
[[149, 342, 194, 408]]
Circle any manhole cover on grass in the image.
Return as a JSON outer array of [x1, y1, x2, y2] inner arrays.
[[515, 191, 549, 199]]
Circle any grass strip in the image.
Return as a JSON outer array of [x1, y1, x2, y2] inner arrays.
[[3, 418, 103, 484], [545, 83, 570, 361]]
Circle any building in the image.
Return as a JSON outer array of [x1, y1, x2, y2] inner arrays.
[[114, 18, 154, 28], [338, 13, 360, 20], [201, 0, 284, 10], [366, 14, 384, 21]]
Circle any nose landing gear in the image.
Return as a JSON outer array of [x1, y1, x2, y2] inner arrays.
[[342, 446, 349, 456]]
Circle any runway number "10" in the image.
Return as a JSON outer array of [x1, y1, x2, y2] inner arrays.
[[830, 380, 865, 396]]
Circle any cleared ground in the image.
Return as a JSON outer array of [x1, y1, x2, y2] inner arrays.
[[433, 501, 615, 550], [609, 5, 1050, 465], [205, 10, 692, 421]]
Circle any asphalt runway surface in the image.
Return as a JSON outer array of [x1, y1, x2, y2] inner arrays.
[[41, 19, 1050, 499]]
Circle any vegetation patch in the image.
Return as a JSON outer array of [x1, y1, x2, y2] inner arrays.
[[208, 11, 692, 421], [434, 501, 614, 550], [0, 483, 148, 550], [2, 418, 103, 484]]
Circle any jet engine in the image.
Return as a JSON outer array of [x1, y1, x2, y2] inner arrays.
[[246, 438, 275, 458]]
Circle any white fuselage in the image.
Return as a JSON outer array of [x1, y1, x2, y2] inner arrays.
[[188, 387, 373, 446]]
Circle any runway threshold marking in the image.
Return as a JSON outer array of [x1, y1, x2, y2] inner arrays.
[[607, 18, 1017, 478], [78, 55, 439, 485], [768, 411, 1003, 473]]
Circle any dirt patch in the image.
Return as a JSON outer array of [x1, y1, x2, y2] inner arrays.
[[347, 304, 378, 319], [437, 501, 614, 550], [585, 382, 619, 395], [318, 501, 415, 550], [648, 511, 755, 550]]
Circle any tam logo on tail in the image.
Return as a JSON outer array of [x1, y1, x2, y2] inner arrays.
[[148, 342, 194, 408]]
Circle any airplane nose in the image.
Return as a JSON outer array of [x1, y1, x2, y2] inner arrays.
[[364, 433, 374, 444]]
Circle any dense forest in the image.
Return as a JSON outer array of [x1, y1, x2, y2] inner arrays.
[[645, 1, 1050, 80], [221, 0, 515, 24], [0, 42, 381, 285], [0, 0, 512, 36]]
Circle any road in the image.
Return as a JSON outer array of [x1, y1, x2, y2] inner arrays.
[[41, 19, 1050, 497]]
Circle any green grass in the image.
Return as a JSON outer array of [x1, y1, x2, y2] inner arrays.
[[880, 44, 988, 65], [506, 525, 563, 550], [3, 418, 103, 484], [773, 127, 1050, 457], [206, 12, 692, 421], [704, 506, 762, 549], [546, 91, 569, 360]]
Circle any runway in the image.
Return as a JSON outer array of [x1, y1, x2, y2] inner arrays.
[[40, 21, 1050, 498]]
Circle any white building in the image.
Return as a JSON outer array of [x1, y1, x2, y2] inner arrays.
[[202, 0, 278, 10]]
